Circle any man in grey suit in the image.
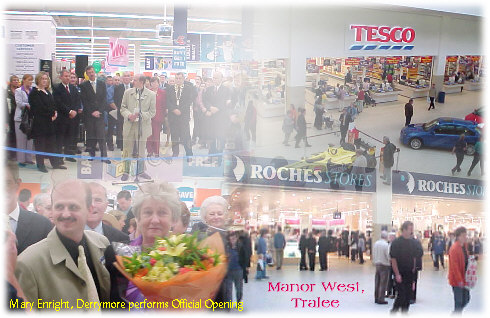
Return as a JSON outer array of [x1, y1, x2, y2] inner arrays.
[[5, 161, 52, 255], [15, 179, 111, 308]]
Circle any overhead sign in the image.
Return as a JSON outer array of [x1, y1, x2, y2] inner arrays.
[[177, 186, 195, 202], [392, 171, 484, 200], [145, 55, 154, 70], [385, 56, 402, 64], [420, 56, 433, 63], [183, 155, 224, 177], [348, 25, 415, 51], [285, 219, 300, 225], [108, 37, 129, 67], [345, 58, 361, 66], [333, 211, 342, 220], [226, 155, 377, 192], [172, 48, 186, 69], [312, 219, 327, 226], [446, 56, 458, 63]]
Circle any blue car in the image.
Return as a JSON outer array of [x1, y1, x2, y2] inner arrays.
[[400, 117, 480, 155]]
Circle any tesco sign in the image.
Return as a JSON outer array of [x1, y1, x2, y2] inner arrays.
[[350, 25, 415, 43]]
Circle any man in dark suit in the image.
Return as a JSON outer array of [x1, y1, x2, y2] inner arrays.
[[167, 72, 196, 158], [117, 190, 134, 235], [113, 71, 132, 150], [80, 65, 110, 163], [203, 71, 232, 157], [87, 182, 129, 244], [298, 229, 308, 270], [53, 70, 81, 164], [339, 108, 352, 145], [5, 161, 52, 255]]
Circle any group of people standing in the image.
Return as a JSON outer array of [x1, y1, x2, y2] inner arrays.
[[6, 69, 255, 176]]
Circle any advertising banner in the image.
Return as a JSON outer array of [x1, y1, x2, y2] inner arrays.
[[177, 186, 195, 203], [145, 55, 154, 70], [186, 33, 201, 62], [77, 159, 103, 180], [392, 170, 484, 200], [200, 34, 216, 62], [420, 56, 433, 63], [173, 7, 187, 46], [345, 58, 361, 66], [226, 155, 377, 192], [108, 37, 129, 67], [155, 57, 172, 70], [102, 158, 183, 182], [446, 56, 458, 63], [172, 48, 186, 69]]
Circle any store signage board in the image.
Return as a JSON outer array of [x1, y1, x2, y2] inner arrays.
[[108, 38, 129, 67], [186, 33, 201, 62], [312, 219, 327, 225], [177, 187, 194, 202], [446, 56, 458, 63], [226, 155, 377, 192], [183, 155, 224, 177], [172, 48, 186, 69], [329, 219, 345, 226], [420, 56, 433, 63], [347, 25, 415, 52], [392, 170, 484, 200], [145, 55, 154, 70], [285, 219, 300, 225], [8, 43, 44, 77]]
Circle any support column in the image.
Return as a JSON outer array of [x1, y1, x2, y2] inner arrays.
[[286, 55, 307, 111], [372, 184, 392, 244], [431, 55, 446, 93], [134, 42, 141, 74]]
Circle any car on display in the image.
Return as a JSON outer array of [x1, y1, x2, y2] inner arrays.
[[465, 107, 483, 124], [285, 142, 377, 173], [400, 117, 481, 155]]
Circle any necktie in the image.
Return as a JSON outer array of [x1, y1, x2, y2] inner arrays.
[[65, 85, 70, 94], [77, 245, 100, 303], [91, 81, 96, 93]]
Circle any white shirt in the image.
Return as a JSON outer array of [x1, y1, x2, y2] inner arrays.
[[372, 239, 391, 266], [90, 80, 97, 93], [85, 222, 104, 235], [124, 84, 130, 90], [9, 204, 20, 233]]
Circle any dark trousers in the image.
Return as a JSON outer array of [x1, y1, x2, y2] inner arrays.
[[55, 119, 71, 164], [375, 265, 391, 302], [412, 271, 419, 301], [171, 123, 193, 157], [392, 271, 414, 312], [85, 118, 107, 158], [319, 250, 327, 270], [308, 251, 316, 271], [358, 249, 364, 264], [34, 135, 58, 168], [68, 116, 80, 153], [387, 269, 396, 297], [468, 153, 482, 175], [405, 115, 412, 127], [224, 268, 244, 303], [299, 249, 307, 270], [106, 114, 117, 149], [452, 286, 470, 313], [295, 134, 309, 147], [244, 122, 256, 142], [351, 248, 357, 261], [433, 253, 445, 269], [428, 97, 435, 110], [192, 111, 203, 143], [340, 129, 348, 144], [452, 153, 465, 172], [116, 112, 124, 149]]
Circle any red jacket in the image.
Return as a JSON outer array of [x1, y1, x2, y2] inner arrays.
[[153, 88, 166, 122], [448, 241, 467, 287]]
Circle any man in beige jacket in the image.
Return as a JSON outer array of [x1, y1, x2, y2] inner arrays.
[[15, 180, 111, 310], [120, 75, 156, 181]]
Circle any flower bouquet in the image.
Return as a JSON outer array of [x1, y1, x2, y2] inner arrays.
[[113, 232, 227, 303]]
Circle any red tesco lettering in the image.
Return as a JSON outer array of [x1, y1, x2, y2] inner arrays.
[[350, 25, 415, 43]]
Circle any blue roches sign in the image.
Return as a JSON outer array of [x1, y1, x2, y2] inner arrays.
[[225, 155, 377, 192], [392, 170, 484, 200]]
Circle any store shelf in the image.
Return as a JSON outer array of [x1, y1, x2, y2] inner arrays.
[[443, 84, 463, 94]]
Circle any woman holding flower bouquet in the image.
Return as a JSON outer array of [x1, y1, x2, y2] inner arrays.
[[125, 182, 182, 303]]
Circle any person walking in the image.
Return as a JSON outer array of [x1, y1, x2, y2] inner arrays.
[[339, 108, 352, 145], [404, 99, 414, 126], [411, 233, 424, 304], [373, 231, 391, 305], [467, 137, 483, 176], [298, 229, 308, 270], [432, 231, 446, 270], [295, 108, 311, 148], [224, 232, 246, 304], [448, 227, 471, 313], [273, 226, 286, 270], [389, 221, 422, 313], [381, 136, 399, 185], [314, 97, 324, 130], [451, 134, 467, 175], [337, 85, 345, 112], [306, 232, 317, 271], [428, 83, 436, 110], [318, 230, 329, 271], [350, 231, 358, 262], [255, 229, 269, 280], [358, 233, 366, 264], [282, 110, 295, 146]]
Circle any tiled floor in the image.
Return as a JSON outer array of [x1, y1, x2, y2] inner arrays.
[[240, 255, 483, 314]]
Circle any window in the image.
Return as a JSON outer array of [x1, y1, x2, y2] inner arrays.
[[434, 125, 457, 135]]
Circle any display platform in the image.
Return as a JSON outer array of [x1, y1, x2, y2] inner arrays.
[[464, 81, 482, 91], [371, 90, 399, 103], [443, 84, 464, 94], [397, 85, 430, 99]]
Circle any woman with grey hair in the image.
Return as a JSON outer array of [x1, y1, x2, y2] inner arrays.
[[125, 181, 181, 303], [200, 195, 229, 230]]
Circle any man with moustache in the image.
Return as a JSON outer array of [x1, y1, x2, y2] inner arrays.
[[86, 182, 129, 244], [53, 70, 80, 164], [5, 161, 53, 255], [15, 179, 111, 307]]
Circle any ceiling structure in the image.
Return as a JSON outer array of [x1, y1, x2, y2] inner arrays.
[[4, 4, 243, 64]]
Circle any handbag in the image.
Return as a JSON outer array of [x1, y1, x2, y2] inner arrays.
[[19, 107, 33, 139]]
